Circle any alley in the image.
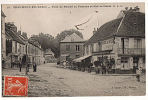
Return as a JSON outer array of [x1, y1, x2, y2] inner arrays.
[[3, 63, 146, 96]]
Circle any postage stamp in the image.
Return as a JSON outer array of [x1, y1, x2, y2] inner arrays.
[[4, 76, 28, 96]]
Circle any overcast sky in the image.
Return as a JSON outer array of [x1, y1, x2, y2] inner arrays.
[[2, 3, 144, 40]]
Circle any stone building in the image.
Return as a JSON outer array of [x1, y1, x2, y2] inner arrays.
[[5, 22, 26, 67], [84, 7, 145, 73], [60, 33, 85, 63], [28, 38, 44, 65]]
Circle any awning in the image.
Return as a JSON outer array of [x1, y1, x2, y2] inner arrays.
[[73, 54, 91, 62], [92, 50, 112, 55]]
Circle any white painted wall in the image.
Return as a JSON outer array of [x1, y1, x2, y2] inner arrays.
[[142, 38, 145, 48], [129, 38, 134, 48]]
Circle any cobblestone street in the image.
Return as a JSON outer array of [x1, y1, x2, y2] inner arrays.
[[2, 63, 146, 96]]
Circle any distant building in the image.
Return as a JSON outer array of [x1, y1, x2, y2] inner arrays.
[[28, 37, 44, 65], [60, 33, 85, 63], [44, 49, 56, 63], [84, 7, 145, 73], [1, 11, 6, 61]]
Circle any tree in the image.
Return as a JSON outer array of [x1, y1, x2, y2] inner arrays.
[[29, 29, 83, 58], [55, 29, 83, 42]]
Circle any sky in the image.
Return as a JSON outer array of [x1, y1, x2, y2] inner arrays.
[[2, 3, 145, 40]]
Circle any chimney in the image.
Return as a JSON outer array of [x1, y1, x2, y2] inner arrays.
[[93, 28, 96, 35], [129, 7, 133, 11], [134, 6, 140, 12], [17, 30, 21, 35], [97, 28, 99, 32], [22, 32, 28, 38], [6, 22, 17, 33]]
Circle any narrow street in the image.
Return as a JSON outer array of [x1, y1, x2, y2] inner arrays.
[[3, 63, 145, 96]]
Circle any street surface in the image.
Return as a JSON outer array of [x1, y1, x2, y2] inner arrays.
[[2, 63, 146, 96]]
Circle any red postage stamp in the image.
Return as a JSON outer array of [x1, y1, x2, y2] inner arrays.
[[4, 76, 28, 96]]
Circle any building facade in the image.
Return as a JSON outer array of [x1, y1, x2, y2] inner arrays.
[[5, 22, 26, 67], [1, 11, 6, 61], [5, 22, 44, 67], [84, 7, 145, 73], [28, 38, 44, 65], [60, 33, 85, 63], [44, 49, 56, 63]]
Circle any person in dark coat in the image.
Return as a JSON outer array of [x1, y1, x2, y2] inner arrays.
[[19, 62, 22, 72], [33, 63, 37, 72]]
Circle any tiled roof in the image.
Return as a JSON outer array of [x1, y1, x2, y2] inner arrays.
[[116, 12, 145, 37], [85, 11, 145, 45], [5, 27, 25, 45], [28, 38, 42, 50], [61, 33, 84, 42], [85, 18, 122, 45]]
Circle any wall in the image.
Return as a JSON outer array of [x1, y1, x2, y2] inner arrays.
[[60, 42, 84, 60], [114, 37, 145, 70], [1, 15, 6, 59]]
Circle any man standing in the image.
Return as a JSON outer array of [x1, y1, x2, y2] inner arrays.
[[33, 63, 37, 72], [136, 66, 143, 82]]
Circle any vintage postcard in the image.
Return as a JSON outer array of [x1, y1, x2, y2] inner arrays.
[[1, 2, 145, 97]]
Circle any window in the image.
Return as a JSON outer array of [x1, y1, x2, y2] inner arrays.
[[76, 45, 80, 51], [15, 42, 17, 53], [66, 45, 70, 51], [121, 38, 129, 48], [121, 57, 128, 63], [133, 57, 139, 63], [76, 55, 79, 58], [124, 38, 129, 48], [1, 18, 3, 32], [2, 38, 3, 49], [134, 39, 142, 48], [143, 57, 145, 63]]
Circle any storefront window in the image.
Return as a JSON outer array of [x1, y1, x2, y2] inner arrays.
[[121, 57, 128, 63], [76, 45, 80, 51]]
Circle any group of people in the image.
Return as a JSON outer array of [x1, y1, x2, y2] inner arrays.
[[61, 57, 143, 82], [19, 62, 37, 72], [17, 55, 37, 72]]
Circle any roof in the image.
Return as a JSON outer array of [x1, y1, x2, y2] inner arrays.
[[44, 49, 54, 55], [85, 11, 145, 45], [28, 38, 42, 50], [61, 33, 84, 42], [5, 27, 25, 45], [116, 12, 145, 37], [1, 11, 6, 17], [85, 18, 122, 45]]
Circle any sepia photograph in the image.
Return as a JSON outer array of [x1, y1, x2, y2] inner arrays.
[[1, 2, 146, 97]]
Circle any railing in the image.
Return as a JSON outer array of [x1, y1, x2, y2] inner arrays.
[[117, 48, 145, 55]]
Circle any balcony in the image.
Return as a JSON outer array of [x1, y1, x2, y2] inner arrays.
[[117, 48, 145, 56]]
